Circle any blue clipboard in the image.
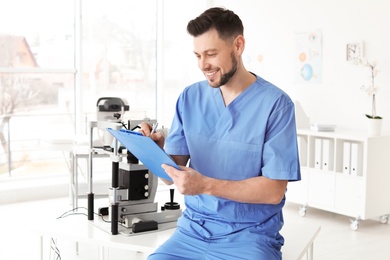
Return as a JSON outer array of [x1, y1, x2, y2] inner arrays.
[[107, 128, 179, 181]]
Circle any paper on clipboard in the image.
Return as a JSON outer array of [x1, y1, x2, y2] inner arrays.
[[107, 128, 179, 181]]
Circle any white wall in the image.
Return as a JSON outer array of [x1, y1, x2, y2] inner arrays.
[[211, 0, 390, 133]]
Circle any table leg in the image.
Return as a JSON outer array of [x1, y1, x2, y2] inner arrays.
[[98, 246, 107, 260], [39, 235, 43, 260], [75, 155, 79, 209], [307, 243, 313, 260], [70, 151, 75, 207]]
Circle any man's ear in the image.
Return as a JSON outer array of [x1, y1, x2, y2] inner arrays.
[[234, 35, 245, 54]]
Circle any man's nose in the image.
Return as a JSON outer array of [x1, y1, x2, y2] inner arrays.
[[199, 58, 211, 70]]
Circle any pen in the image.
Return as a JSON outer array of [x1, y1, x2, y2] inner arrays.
[[149, 122, 158, 137]]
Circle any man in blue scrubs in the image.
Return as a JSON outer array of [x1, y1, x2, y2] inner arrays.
[[143, 7, 301, 260]]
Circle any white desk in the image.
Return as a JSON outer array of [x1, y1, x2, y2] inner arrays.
[[36, 216, 320, 260], [282, 222, 321, 260]]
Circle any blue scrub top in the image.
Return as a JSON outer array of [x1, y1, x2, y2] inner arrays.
[[164, 74, 301, 242]]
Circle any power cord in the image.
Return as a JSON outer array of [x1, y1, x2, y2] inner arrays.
[[50, 206, 128, 258], [56, 207, 91, 219]]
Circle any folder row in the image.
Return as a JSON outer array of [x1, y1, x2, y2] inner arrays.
[[342, 141, 363, 176], [314, 138, 334, 171], [312, 138, 363, 175], [299, 136, 364, 176]]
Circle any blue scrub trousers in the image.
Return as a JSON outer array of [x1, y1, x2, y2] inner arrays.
[[147, 228, 282, 260]]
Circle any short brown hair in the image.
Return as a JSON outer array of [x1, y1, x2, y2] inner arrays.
[[187, 7, 244, 42]]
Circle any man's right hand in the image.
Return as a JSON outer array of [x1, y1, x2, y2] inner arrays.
[[139, 122, 165, 149]]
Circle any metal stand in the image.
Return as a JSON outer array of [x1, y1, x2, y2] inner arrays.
[[109, 139, 121, 235], [87, 120, 122, 222]]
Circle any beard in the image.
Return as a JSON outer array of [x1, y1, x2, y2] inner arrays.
[[209, 52, 238, 88]]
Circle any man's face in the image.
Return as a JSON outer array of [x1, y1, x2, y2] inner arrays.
[[193, 29, 238, 88]]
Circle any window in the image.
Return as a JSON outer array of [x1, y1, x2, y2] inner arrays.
[[0, 0, 213, 181], [159, 0, 208, 125], [80, 0, 158, 120], [0, 0, 159, 178]]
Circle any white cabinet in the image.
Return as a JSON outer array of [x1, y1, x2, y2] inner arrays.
[[287, 129, 390, 230]]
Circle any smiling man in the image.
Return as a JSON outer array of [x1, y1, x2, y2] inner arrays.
[[145, 7, 301, 260]]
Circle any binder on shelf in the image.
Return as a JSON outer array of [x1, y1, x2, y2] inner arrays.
[[342, 141, 351, 175], [322, 139, 332, 171], [314, 138, 322, 170], [350, 142, 362, 176]]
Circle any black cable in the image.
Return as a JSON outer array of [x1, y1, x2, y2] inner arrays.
[[56, 206, 86, 219], [98, 212, 126, 225], [100, 213, 111, 223], [56, 206, 127, 225], [56, 207, 99, 219], [48, 206, 131, 259]]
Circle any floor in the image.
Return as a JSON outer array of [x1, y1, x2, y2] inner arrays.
[[1, 194, 390, 260]]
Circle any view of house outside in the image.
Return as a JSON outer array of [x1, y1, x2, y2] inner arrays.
[[0, 0, 158, 178]]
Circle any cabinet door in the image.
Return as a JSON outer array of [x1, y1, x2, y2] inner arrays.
[[286, 170, 308, 204], [308, 170, 335, 208], [334, 175, 364, 217]]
